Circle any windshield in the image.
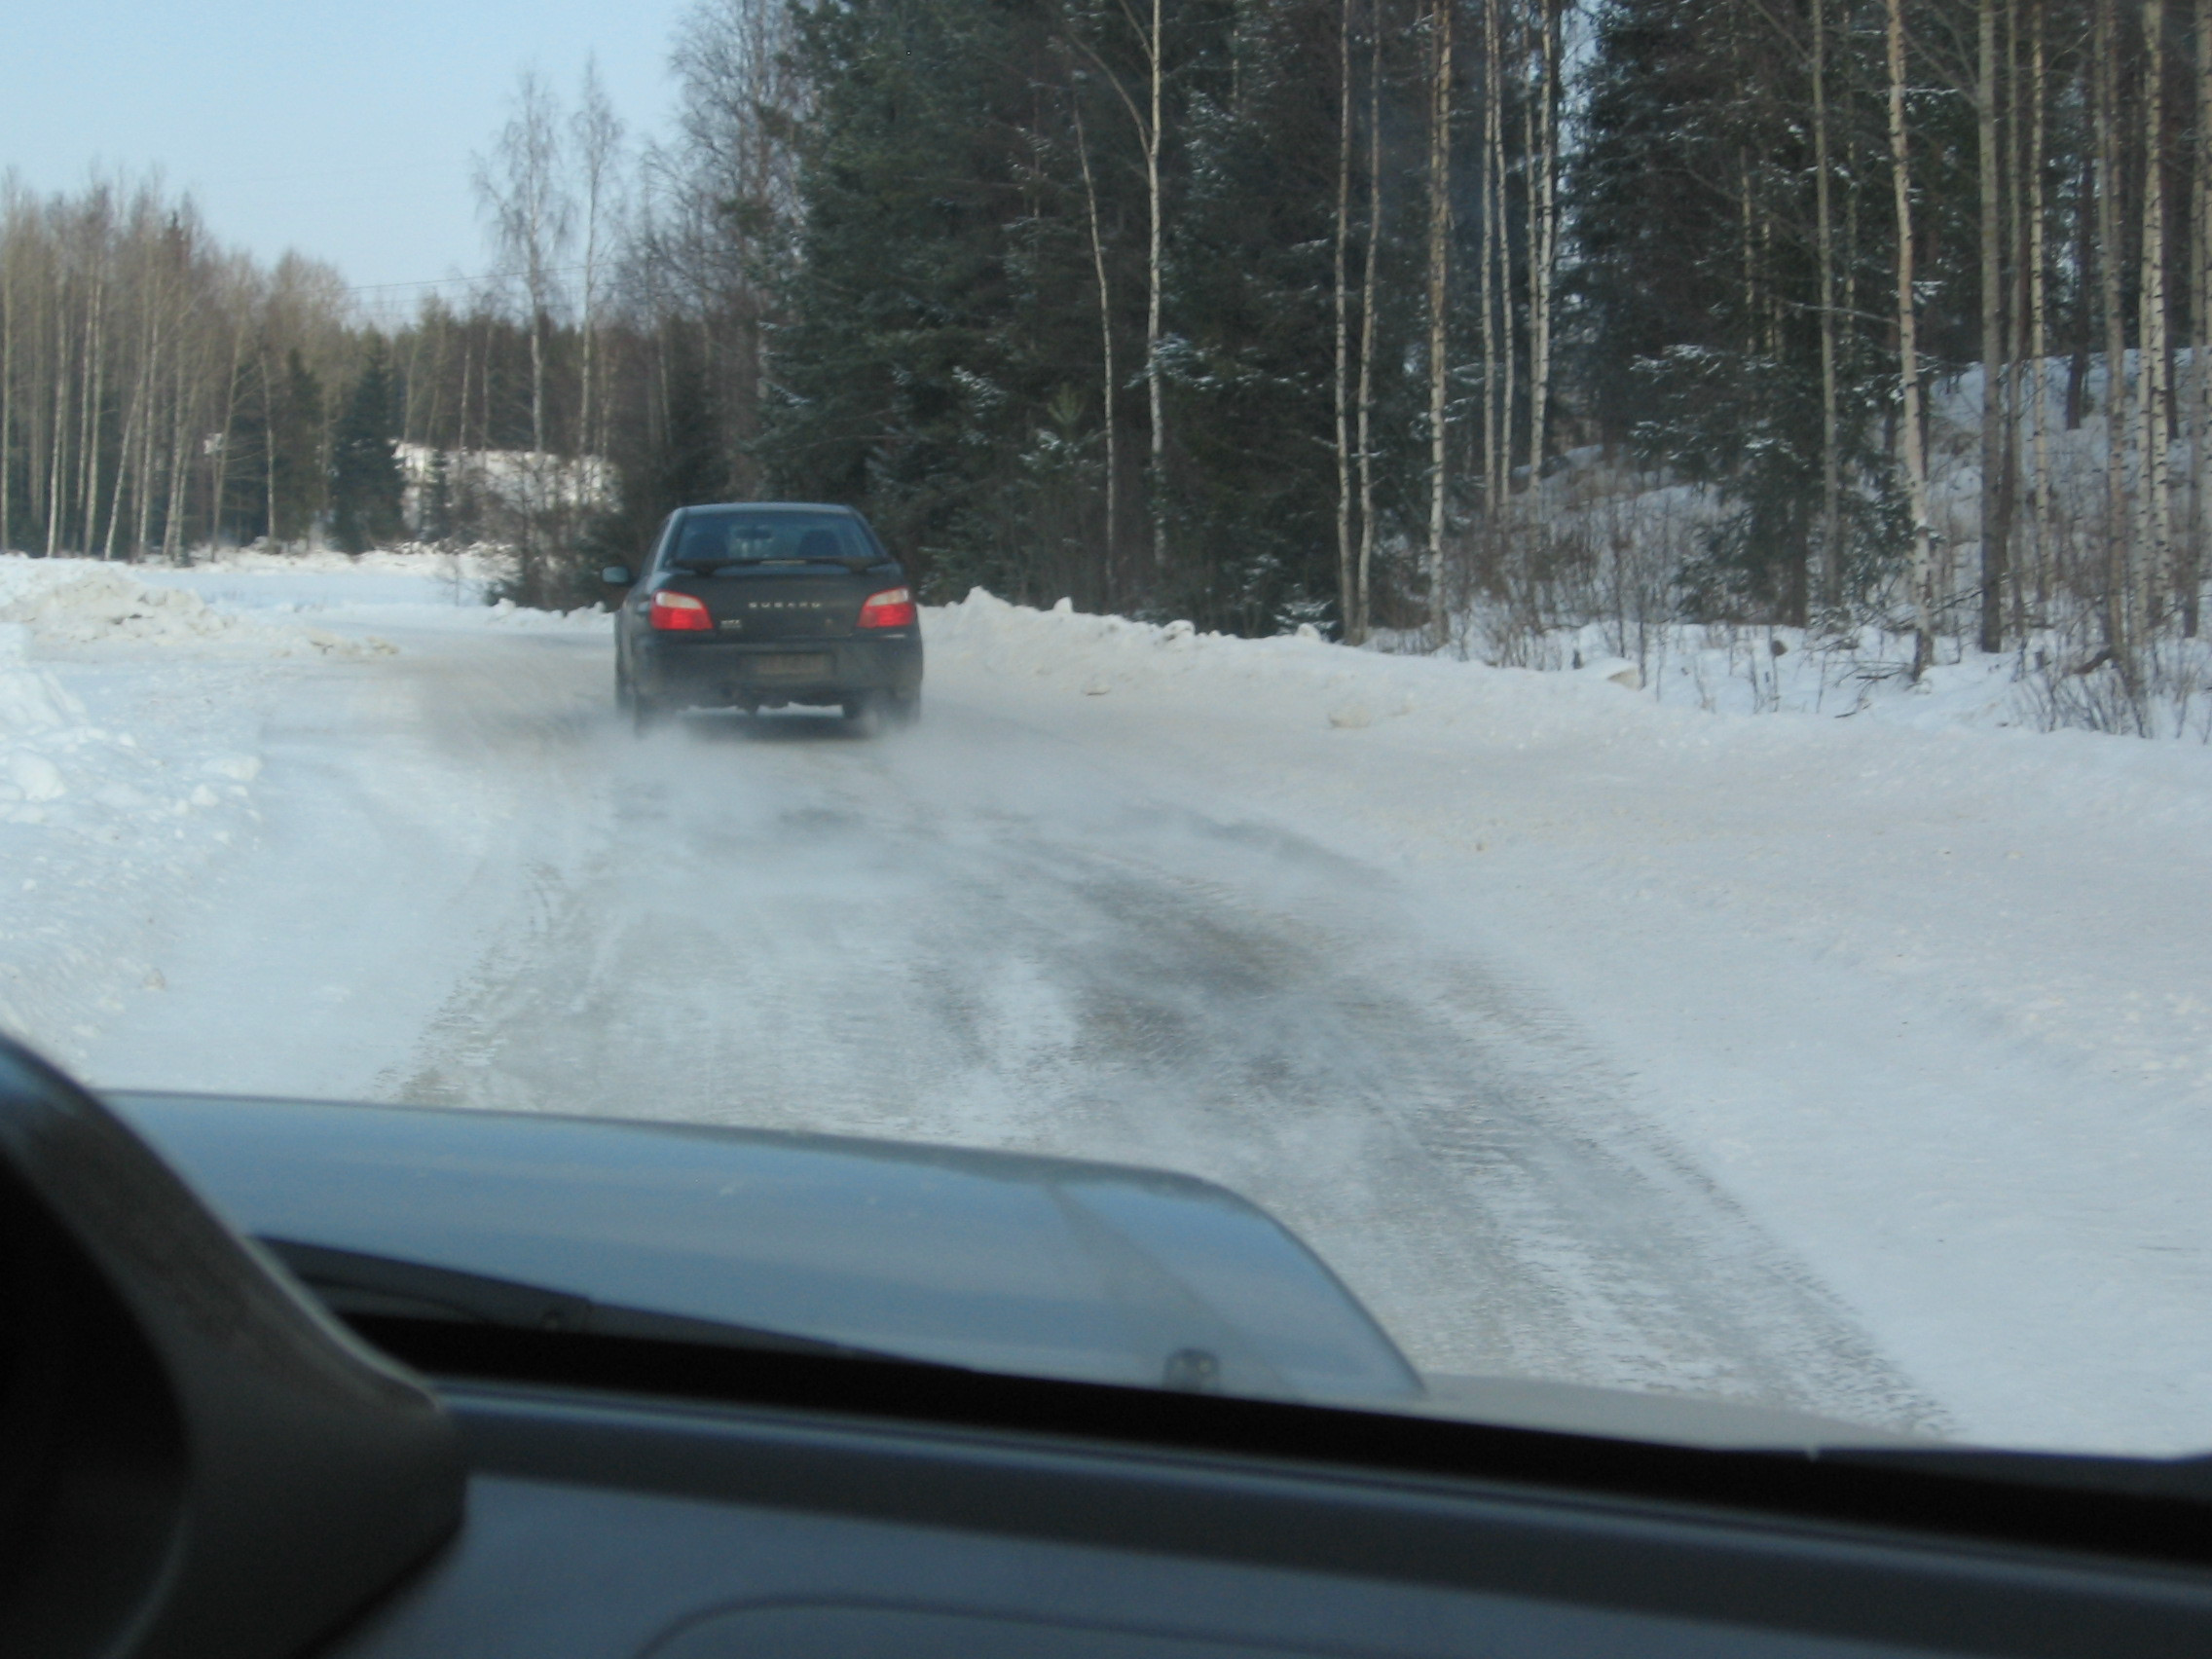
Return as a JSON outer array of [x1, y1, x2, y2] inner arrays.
[[666, 510, 880, 569], [5, 0, 2209, 1475]]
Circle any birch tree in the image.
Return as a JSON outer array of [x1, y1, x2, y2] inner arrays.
[[2093, 0, 2130, 673], [1335, 0, 1357, 634], [1525, 0, 1561, 515], [1976, 0, 2009, 651], [1355, 0, 1383, 644], [2020, 0, 2052, 618], [475, 68, 573, 461], [2135, 0, 2171, 666], [1425, 0, 1455, 643], [572, 58, 626, 470], [1072, 92, 1120, 602], [0, 184, 15, 552], [1812, 0, 1843, 610], [1138, 0, 1167, 573], [2192, 0, 2210, 635], [1478, 0, 1503, 511], [1074, 0, 1168, 573], [1887, 0, 1937, 678]]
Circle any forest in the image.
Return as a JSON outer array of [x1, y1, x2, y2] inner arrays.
[[2, 0, 2206, 723]]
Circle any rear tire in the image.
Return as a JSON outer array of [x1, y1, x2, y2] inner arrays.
[[883, 688, 921, 729]]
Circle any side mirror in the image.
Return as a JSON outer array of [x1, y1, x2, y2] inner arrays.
[[601, 565, 634, 586], [0, 1037, 462, 1659]]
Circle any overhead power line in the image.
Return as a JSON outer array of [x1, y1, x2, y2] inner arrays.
[[348, 265, 593, 296]]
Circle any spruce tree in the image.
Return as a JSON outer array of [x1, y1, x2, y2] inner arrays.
[[330, 340, 407, 553], [271, 350, 327, 547], [422, 449, 455, 541]]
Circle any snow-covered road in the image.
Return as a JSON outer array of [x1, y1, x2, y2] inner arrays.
[[6, 553, 2209, 1456]]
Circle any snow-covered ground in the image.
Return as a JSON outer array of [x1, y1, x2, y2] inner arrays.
[[3, 551, 2207, 1459], [927, 598, 2212, 1453]]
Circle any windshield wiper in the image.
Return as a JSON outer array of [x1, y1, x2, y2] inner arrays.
[[261, 1237, 903, 1363], [1823, 1443, 2212, 1511], [256, 1240, 2212, 1551]]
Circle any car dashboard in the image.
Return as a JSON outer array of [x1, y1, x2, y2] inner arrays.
[[7, 1041, 2212, 1659], [324, 1317, 2212, 1659]]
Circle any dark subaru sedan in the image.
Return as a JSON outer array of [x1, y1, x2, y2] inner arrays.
[[606, 502, 922, 730]]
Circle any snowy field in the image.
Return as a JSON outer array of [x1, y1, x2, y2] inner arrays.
[[3, 548, 2208, 1458]]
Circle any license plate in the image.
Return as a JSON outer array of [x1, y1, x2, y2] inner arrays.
[[752, 654, 831, 678]]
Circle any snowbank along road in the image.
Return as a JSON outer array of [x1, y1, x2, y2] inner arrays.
[[4, 552, 2209, 1458]]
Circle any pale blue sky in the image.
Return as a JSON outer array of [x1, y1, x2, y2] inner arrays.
[[4, 0, 688, 307]]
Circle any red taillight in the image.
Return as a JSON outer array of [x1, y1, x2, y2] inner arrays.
[[648, 590, 713, 631], [858, 586, 917, 629]]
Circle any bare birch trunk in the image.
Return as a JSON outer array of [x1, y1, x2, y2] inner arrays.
[[46, 278, 69, 556], [1887, 0, 1938, 678], [2067, 142, 2092, 433], [2004, 0, 2029, 636], [136, 326, 163, 556], [2190, 0, 2211, 636], [401, 324, 425, 447], [1477, 0, 1500, 512], [104, 338, 143, 561], [138, 320, 164, 555], [2094, 0, 2131, 669], [207, 324, 241, 549], [1355, 5, 1382, 644], [2137, 0, 2171, 661], [25, 264, 47, 541], [1813, 0, 1843, 611], [1977, 0, 2009, 650], [0, 237, 12, 553], [120, 252, 165, 560], [1496, 0, 1515, 502], [79, 255, 105, 554], [1527, 0, 1559, 522], [529, 318, 545, 462], [1074, 97, 1120, 607], [578, 309, 596, 479], [1145, 0, 1166, 574], [1335, 0, 1356, 637], [162, 350, 191, 562], [573, 60, 623, 476], [2028, 2, 2052, 613], [1425, 0, 1455, 645], [260, 351, 277, 547], [479, 68, 571, 563], [577, 277, 596, 484]]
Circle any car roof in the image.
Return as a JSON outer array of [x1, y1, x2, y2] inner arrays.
[[679, 501, 863, 516]]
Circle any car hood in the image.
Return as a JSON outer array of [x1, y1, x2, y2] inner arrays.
[[106, 1091, 1423, 1407], [107, 1091, 1926, 1450]]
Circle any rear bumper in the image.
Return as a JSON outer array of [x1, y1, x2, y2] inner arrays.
[[633, 631, 922, 710]]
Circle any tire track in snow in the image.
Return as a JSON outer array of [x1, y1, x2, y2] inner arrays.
[[389, 693, 1942, 1434]]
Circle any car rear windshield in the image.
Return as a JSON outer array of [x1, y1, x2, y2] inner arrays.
[[668, 510, 879, 568]]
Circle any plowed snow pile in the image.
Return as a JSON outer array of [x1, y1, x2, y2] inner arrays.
[[927, 588, 1716, 739], [0, 557, 333, 1051], [0, 623, 85, 817], [0, 613, 260, 828], [0, 558, 394, 656], [0, 550, 595, 1079]]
